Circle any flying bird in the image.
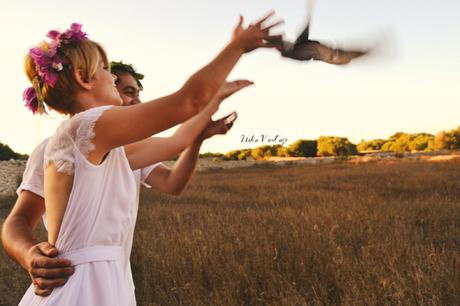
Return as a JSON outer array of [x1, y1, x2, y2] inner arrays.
[[268, 4, 370, 65]]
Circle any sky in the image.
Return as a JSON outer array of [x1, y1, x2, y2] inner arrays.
[[1, 0, 459, 154]]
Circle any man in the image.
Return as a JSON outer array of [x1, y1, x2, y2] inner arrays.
[[1, 61, 236, 297]]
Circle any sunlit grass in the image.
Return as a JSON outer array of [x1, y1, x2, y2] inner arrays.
[[1, 159, 459, 305]]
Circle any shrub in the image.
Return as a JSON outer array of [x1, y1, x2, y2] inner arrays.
[[0, 142, 27, 160], [317, 136, 357, 157], [287, 139, 317, 157]]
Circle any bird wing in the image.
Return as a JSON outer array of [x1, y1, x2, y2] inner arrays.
[[309, 42, 369, 65], [294, 23, 310, 46], [295, 0, 315, 46]]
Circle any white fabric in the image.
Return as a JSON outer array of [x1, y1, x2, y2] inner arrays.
[[44, 105, 113, 175], [16, 139, 48, 198], [16, 138, 161, 232], [17, 140, 160, 198], [19, 106, 161, 306]]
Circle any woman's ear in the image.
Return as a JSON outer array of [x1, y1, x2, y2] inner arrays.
[[73, 69, 92, 90]]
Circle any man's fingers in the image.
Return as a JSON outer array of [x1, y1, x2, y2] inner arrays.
[[230, 80, 254, 90], [254, 10, 276, 26], [31, 257, 72, 269], [223, 112, 238, 125], [34, 287, 52, 297], [30, 266, 75, 278], [223, 80, 253, 96], [33, 277, 67, 290]]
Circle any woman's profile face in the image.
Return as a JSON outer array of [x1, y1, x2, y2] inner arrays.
[[91, 59, 123, 106]]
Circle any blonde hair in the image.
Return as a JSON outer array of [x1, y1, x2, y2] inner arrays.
[[24, 39, 108, 115]]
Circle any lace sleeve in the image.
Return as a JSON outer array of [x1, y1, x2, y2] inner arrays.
[[44, 105, 114, 174], [74, 105, 113, 158]]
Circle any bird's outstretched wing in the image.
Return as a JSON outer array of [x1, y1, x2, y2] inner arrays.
[[295, 0, 315, 46], [294, 23, 310, 46], [309, 43, 368, 65]]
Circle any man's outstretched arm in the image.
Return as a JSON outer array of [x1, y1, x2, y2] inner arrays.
[[145, 112, 237, 195]]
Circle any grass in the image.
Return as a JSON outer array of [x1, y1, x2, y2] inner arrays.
[[1, 159, 460, 305]]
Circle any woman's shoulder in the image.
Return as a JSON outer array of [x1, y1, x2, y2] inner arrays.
[[44, 105, 115, 174], [53, 105, 115, 137], [73, 105, 114, 120]]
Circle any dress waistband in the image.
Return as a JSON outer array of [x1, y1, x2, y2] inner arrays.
[[58, 245, 124, 266]]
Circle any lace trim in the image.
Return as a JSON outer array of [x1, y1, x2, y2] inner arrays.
[[44, 105, 113, 174], [75, 105, 112, 158]]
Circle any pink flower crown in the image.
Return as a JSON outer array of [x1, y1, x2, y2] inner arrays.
[[23, 23, 88, 114]]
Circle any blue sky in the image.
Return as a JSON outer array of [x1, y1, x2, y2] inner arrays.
[[1, 0, 459, 154]]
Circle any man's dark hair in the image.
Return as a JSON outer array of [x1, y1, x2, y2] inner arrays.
[[110, 61, 144, 90]]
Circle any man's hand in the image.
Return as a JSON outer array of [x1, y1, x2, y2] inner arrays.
[[199, 112, 237, 141], [25, 242, 74, 297], [231, 11, 284, 53], [215, 79, 254, 102]]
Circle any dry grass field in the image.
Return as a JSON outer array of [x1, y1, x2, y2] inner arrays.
[[1, 158, 459, 305]]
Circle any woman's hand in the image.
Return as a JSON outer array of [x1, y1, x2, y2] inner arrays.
[[231, 11, 284, 53]]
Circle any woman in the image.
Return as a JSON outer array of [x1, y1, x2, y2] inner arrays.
[[19, 13, 281, 305]]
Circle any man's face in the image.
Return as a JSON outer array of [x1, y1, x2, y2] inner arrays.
[[115, 72, 141, 106]]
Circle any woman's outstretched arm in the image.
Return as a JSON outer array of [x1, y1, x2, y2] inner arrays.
[[93, 12, 281, 157]]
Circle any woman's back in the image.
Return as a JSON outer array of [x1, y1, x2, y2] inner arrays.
[[20, 106, 139, 306]]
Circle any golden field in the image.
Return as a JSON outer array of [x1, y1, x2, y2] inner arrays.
[[1, 158, 459, 305]]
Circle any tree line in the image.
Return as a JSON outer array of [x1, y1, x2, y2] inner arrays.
[[0, 142, 28, 161], [3, 125, 460, 161], [200, 126, 460, 161]]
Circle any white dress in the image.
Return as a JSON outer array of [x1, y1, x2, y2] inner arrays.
[[19, 105, 154, 306]]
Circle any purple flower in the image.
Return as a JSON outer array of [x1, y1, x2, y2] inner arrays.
[[29, 47, 61, 87], [46, 23, 87, 45], [46, 30, 60, 41], [60, 23, 87, 43], [23, 22, 88, 112], [23, 87, 38, 114]]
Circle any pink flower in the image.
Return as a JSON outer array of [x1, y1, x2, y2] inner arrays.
[[29, 47, 62, 87], [23, 22, 88, 114], [46, 23, 87, 45], [23, 87, 38, 114]]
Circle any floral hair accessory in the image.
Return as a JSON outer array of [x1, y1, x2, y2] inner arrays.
[[29, 47, 62, 88], [24, 23, 87, 114], [47, 23, 87, 46], [23, 77, 46, 115]]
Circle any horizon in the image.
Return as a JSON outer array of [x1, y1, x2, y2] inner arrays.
[[1, 0, 459, 155]]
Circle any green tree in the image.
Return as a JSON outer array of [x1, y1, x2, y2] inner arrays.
[[0, 142, 27, 160], [237, 149, 252, 160], [317, 137, 357, 157], [408, 133, 434, 151], [287, 139, 317, 157], [357, 139, 386, 152], [434, 131, 458, 150], [250, 145, 281, 160], [225, 150, 242, 161]]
